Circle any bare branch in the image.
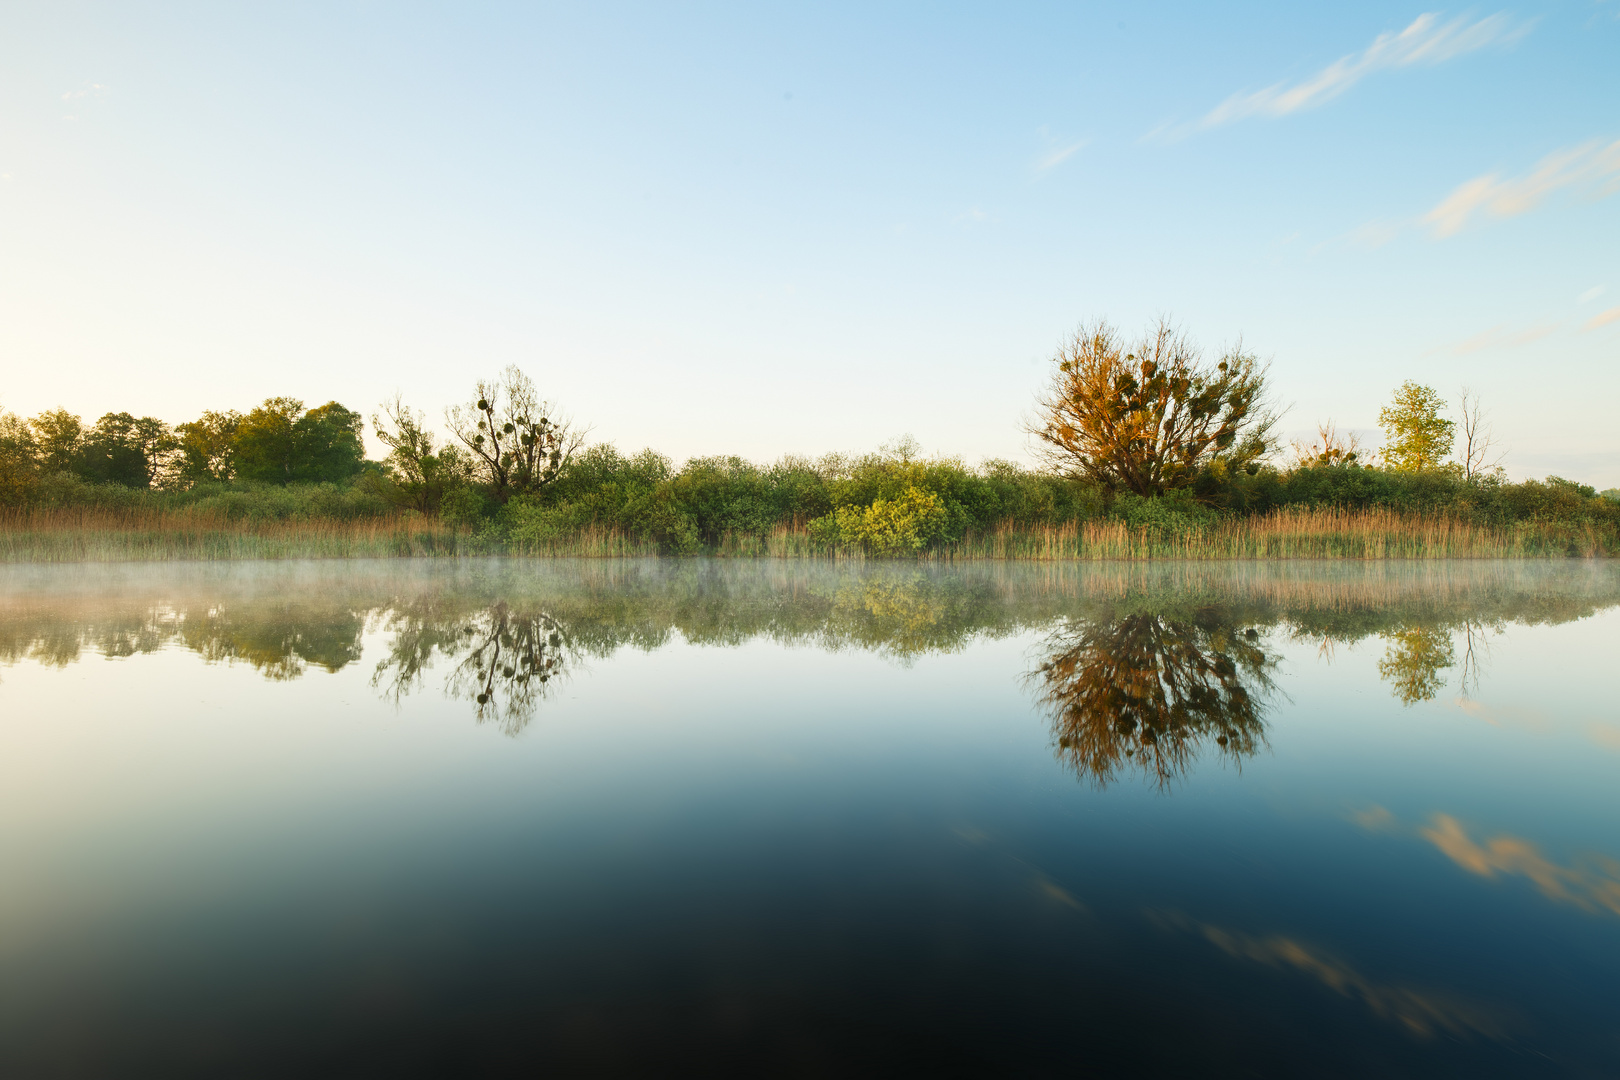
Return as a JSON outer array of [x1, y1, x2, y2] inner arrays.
[[1458, 386, 1504, 482]]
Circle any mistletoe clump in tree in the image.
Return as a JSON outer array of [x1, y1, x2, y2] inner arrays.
[[1028, 318, 1278, 497], [446, 366, 583, 503]]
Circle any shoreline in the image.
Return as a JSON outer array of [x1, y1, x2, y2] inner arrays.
[[2, 505, 1615, 563]]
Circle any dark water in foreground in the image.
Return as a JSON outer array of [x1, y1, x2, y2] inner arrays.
[[1, 559, 1617, 1077]]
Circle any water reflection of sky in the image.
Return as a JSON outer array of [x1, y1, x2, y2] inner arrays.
[[0, 560, 1617, 1076]]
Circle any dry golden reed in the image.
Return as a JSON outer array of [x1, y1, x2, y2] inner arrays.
[[0, 504, 1611, 562]]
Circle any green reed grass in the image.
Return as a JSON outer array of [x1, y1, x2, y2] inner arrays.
[[934, 507, 1615, 561], [2, 504, 1613, 562], [0, 507, 472, 562], [738, 506, 1615, 561]]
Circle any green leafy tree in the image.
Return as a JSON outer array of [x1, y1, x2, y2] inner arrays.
[[294, 402, 366, 482], [176, 410, 242, 483], [78, 413, 178, 488], [446, 366, 583, 503], [0, 411, 40, 504], [370, 393, 471, 514], [1377, 382, 1454, 473], [231, 398, 303, 482], [29, 408, 84, 474], [234, 398, 365, 484], [1029, 318, 1278, 497]]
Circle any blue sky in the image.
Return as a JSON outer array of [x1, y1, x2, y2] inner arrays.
[[2, 2, 1617, 481]]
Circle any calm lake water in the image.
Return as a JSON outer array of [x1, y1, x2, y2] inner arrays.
[[1, 558, 1617, 1077]]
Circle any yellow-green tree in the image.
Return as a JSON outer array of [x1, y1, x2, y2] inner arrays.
[[0, 411, 39, 503], [28, 408, 84, 474], [370, 393, 470, 514], [1377, 382, 1454, 472], [176, 410, 242, 483], [233, 398, 365, 484]]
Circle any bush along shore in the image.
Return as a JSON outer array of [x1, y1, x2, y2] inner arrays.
[[2, 451, 1617, 562], [4, 331, 1618, 561]]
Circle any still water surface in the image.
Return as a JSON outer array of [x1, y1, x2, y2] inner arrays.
[[1, 559, 1617, 1076]]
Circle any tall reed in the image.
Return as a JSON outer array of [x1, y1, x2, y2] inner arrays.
[[0, 507, 470, 562], [737, 507, 1615, 561], [947, 508, 1614, 560], [2, 504, 1613, 562]]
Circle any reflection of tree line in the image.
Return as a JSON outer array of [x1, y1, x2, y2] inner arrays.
[[3, 560, 1617, 783]]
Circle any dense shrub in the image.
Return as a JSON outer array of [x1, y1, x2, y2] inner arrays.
[[5, 427, 1617, 558]]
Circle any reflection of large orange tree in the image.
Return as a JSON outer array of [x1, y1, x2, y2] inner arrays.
[[1029, 614, 1276, 788]]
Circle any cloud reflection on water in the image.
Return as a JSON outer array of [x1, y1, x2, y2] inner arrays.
[[1152, 909, 1510, 1041], [1351, 806, 1620, 920], [1422, 815, 1620, 920]]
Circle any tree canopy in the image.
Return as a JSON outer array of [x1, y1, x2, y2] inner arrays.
[[1029, 319, 1277, 497], [234, 398, 365, 484], [1377, 382, 1454, 473], [446, 366, 582, 503]]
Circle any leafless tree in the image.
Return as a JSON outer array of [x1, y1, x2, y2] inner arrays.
[[1290, 421, 1363, 468], [446, 366, 585, 503], [1458, 386, 1504, 482]]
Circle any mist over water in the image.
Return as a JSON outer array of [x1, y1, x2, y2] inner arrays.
[[2, 559, 1618, 1075]]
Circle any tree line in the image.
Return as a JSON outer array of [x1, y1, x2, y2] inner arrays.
[[3, 320, 1616, 550], [0, 399, 368, 492]]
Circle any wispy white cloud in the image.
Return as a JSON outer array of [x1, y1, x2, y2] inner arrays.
[[1439, 321, 1560, 354], [61, 83, 107, 101], [1585, 306, 1620, 331], [1578, 285, 1606, 305], [1032, 127, 1087, 174], [1035, 141, 1085, 172], [1424, 138, 1620, 236], [1201, 13, 1529, 129]]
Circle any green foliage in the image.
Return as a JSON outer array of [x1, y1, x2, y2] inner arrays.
[[29, 408, 84, 474], [369, 395, 472, 514], [175, 410, 241, 483], [818, 486, 953, 554], [78, 412, 177, 488], [1110, 489, 1219, 532], [18, 473, 392, 520], [439, 484, 491, 528], [1377, 382, 1454, 473], [233, 398, 365, 484], [0, 411, 39, 503]]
